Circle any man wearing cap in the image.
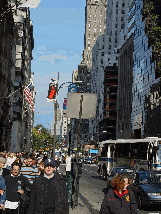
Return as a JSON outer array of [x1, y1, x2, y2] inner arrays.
[[27, 158, 69, 214]]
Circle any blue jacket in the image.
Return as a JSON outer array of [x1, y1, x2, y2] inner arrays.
[[0, 175, 6, 204]]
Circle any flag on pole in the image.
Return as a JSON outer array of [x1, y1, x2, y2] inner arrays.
[[23, 82, 35, 112], [38, 127, 42, 134], [17, 0, 41, 9]]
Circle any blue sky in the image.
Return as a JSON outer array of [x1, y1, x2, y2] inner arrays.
[[30, 0, 86, 129]]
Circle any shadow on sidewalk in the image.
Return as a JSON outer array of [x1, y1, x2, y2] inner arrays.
[[91, 175, 102, 180], [79, 193, 100, 214]]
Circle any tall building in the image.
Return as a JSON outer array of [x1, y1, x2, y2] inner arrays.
[[117, 0, 161, 139], [0, 1, 35, 152], [89, 0, 129, 142], [104, 0, 129, 67], [0, 0, 15, 151], [83, 0, 107, 68]]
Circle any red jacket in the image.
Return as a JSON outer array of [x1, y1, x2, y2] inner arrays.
[[100, 188, 138, 214]]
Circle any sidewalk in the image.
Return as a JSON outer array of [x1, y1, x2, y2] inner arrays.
[[69, 197, 91, 214], [59, 164, 91, 213]]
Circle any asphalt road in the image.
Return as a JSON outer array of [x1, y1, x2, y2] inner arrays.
[[60, 163, 161, 214]]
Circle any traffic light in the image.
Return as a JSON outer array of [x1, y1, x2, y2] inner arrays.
[[47, 78, 58, 102]]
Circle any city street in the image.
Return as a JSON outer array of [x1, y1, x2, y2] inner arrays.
[[60, 163, 161, 214]]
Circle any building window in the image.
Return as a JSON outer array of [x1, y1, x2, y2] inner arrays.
[[109, 38, 111, 42], [102, 52, 104, 56], [101, 59, 103, 64], [121, 10, 125, 14], [102, 45, 105, 49], [122, 2, 125, 7], [109, 45, 111, 50], [121, 23, 124, 29], [116, 9, 118, 14], [121, 17, 124, 21], [115, 24, 117, 28], [116, 2, 118, 7]]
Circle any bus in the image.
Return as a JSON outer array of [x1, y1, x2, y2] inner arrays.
[[97, 137, 161, 180]]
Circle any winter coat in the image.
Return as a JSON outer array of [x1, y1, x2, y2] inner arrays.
[[5, 174, 31, 214], [99, 188, 138, 214], [2, 168, 10, 178], [0, 175, 6, 204], [27, 172, 69, 214]]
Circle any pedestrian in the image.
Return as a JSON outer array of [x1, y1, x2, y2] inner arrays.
[[5, 153, 16, 170], [21, 156, 39, 184], [0, 175, 6, 214], [27, 158, 69, 214], [99, 174, 138, 214], [15, 157, 22, 166], [37, 159, 44, 175], [22, 158, 27, 166], [4, 162, 31, 214], [0, 157, 10, 178]]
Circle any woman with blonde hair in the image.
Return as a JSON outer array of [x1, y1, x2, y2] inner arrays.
[[100, 174, 138, 214]]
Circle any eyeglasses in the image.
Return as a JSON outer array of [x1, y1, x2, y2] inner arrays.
[[12, 169, 20, 172]]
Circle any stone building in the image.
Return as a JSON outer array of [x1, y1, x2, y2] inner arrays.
[[0, 0, 15, 151], [83, 0, 107, 69], [0, 1, 35, 152]]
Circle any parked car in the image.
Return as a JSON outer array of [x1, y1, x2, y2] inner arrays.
[[107, 166, 135, 189], [130, 171, 161, 209]]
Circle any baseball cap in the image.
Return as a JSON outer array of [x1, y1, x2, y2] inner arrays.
[[44, 158, 57, 167]]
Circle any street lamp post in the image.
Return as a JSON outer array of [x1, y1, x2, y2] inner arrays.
[[73, 94, 83, 208]]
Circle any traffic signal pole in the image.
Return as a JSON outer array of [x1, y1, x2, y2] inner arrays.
[[53, 101, 57, 160]]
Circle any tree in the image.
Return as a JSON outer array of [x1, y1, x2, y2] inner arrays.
[[142, 0, 161, 75], [32, 124, 53, 151]]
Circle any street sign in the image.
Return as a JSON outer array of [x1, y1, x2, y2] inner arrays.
[[68, 84, 78, 93], [66, 93, 97, 119]]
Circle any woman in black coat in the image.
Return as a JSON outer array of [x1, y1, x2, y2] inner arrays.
[[100, 174, 138, 214]]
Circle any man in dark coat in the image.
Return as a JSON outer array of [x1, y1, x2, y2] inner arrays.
[[27, 158, 69, 214], [4, 162, 31, 214]]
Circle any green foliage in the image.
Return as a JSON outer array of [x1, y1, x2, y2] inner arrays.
[[32, 124, 53, 151], [143, 0, 161, 74]]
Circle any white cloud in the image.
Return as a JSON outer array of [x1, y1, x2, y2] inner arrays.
[[39, 54, 68, 64]]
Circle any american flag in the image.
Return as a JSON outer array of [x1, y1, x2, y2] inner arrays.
[[38, 127, 42, 134], [23, 82, 34, 112]]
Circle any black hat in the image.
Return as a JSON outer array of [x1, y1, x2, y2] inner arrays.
[[44, 158, 57, 167]]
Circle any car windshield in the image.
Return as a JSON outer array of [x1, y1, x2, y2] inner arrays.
[[149, 173, 161, 184], [112, 168, 131, 175], [138, 173, 161, 184]]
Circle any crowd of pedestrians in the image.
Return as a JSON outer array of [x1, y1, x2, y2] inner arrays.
[[0, 152, 69, 214]]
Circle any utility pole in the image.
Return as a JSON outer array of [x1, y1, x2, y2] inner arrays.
[[53, 101, 57, 160], [73, 94, 83, 208]]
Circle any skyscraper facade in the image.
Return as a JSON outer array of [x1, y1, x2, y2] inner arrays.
[[83, 0, 107, 69]]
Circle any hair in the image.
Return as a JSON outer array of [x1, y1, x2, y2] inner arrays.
[[11, 161, 21, 170], [27, 156, 33, 160], [111, 174, 132, 191], [15, 157, 22, 164], [0, 157, 7, 164]]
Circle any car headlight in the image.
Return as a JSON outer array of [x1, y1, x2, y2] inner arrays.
[[148, 193, 161, 196]]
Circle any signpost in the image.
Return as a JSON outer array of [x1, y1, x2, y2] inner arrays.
[[66, 92, 97, 208]]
